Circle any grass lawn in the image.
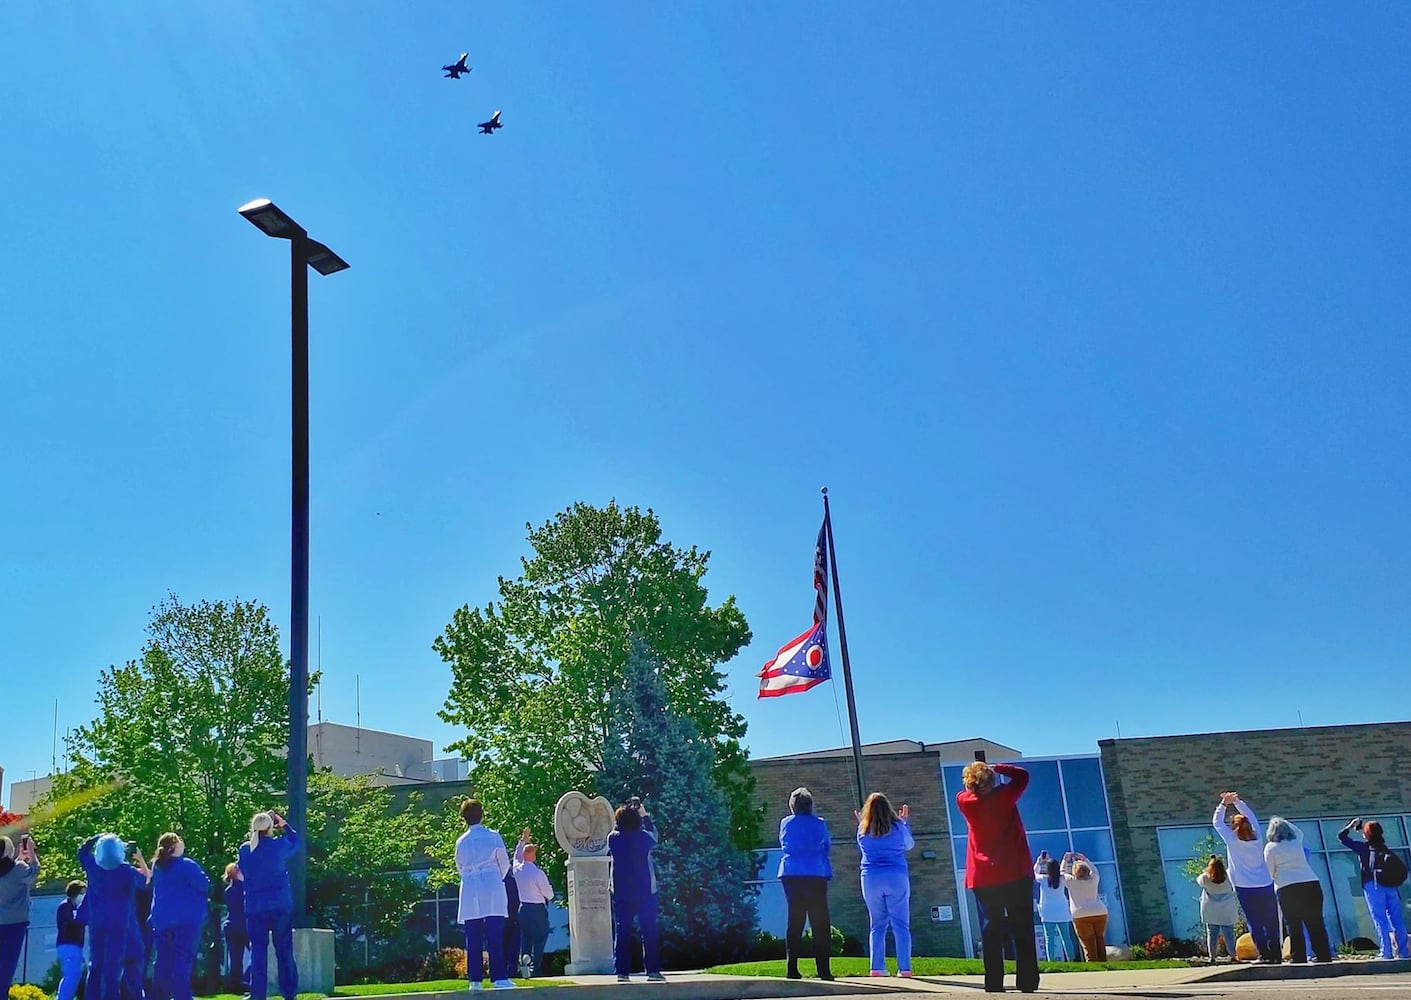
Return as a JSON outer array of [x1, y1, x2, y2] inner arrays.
[[195, 981, 565, 1000], [335, 980, 568, 994], [706, 958, 1194, 977]]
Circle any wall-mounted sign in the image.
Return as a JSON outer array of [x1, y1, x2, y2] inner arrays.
[[930, 905, 953, 922]]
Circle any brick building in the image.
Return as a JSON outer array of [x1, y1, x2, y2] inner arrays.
[[749, 721, 1411, 958]]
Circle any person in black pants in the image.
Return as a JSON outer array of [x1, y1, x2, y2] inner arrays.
[[502, 867, 521, 977], [776, 788, 834, 980], [956, 761, 1039, 994]]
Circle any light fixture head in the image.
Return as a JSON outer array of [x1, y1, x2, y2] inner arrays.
[[304, 240, 350, 276], [237, 198, 305, 239]]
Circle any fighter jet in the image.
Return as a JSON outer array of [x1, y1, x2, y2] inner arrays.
[[442, 53, 471, 79], [477, 110, 503, 135]]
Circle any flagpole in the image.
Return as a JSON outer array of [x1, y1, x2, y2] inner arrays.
[[822, 487, 867, 810]]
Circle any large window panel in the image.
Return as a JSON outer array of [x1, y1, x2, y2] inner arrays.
[[1015, 759, 1066, 831], [1094, 862, 1128, 945], [1071, 829, 1115, 863], [1027, 832, 1073, 867], [1158, 826, 1224, 860], [1161, 860, 1204, 941], [754, 880, 789, 938], [953, 837, 969, 872], [943, 765, 968, 832], [1326, 849, 1376, 946], [1060, 757, 1111, 829]]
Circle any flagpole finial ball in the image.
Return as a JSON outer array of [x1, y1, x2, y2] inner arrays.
[[820, 486, 828, 496]]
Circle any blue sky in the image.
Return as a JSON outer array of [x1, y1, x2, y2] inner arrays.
[[3, 4, 1409, 808]]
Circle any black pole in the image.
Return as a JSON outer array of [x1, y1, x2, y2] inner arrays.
[[288, 234, 310, 926], [821, 487, 866, 810]]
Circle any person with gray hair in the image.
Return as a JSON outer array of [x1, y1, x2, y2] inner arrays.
[[1263, 817, 1332, 964], [777, 787, 833, 980]]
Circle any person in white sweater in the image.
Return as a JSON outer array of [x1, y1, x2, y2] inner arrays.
[[1263, 817, 1332, 964], [1033, 852, 1075, 961], [1061, 852, 1108, 962], [1212, 792, 1281, 964], [1195, 856, 1238, 963]]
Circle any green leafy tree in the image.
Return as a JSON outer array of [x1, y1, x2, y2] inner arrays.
[[597, 639, 758, 967], [304, 770, 434, 973], [34, 595, 291, 881], [435, 501, 759, 886]]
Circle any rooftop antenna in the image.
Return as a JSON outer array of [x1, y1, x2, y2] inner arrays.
[[1297, 710, 1305, 728], [356, 673, 362, 754], [1116, 720, 1122, 738], [317, 616, 323, 724], [52, 699, 59, 773]]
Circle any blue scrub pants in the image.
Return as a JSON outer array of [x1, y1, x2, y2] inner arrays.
[[0, 922, 27, 989], [613, 894, 660, 976], [861, 868, 912, 974], [1234, 884, 1281, 962], [57, 944, 86, 1000], [1363, 883, 1409, 959], [88, 924, 129, 1000], [247, 910, 298, 1000], [464, 916, 508, 984], [152, 924, 202, 1000]]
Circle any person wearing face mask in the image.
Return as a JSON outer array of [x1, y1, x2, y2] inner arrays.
[[56, 880, 89, 1000]]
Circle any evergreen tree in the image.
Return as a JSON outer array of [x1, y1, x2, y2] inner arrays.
[[597, 639, 758, 967]]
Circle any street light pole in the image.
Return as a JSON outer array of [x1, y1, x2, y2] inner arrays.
[[238, 199, 348, 928], [287, 231, 312, 925]]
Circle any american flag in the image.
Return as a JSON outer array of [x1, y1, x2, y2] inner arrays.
[[758, 517, 832, 698]]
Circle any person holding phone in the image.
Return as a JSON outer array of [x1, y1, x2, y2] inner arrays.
[[79, 833, 149, 1000], [238, 811, 301, 1000], [0, 833, 40, 989], [608, 799, 664, 983], [855, 792, 914, 977], [1338, 818, 1408, 960]]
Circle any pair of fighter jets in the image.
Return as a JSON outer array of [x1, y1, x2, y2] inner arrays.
[[441, 53, 503, 135]]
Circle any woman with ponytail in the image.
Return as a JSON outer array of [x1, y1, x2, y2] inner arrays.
[[147, 833, 212, 1000], [237, 811, 301, 1000], [1339, 818, 1409, 960]]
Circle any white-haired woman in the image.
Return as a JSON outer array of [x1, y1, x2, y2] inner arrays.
[[778, 787, 833, 980], [1263, 817, 1332, 964], [237, 811, 301, 1000]]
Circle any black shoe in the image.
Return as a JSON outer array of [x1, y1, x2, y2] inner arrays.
[[616, 975, 631, 983], [819, 974, 835, 982], [786, 970, 801, 980]]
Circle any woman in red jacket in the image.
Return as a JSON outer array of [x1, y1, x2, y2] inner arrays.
[[956, 761, 1038, 995]]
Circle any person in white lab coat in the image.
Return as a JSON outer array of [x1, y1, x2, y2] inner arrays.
[[455, 800, 514, 990]]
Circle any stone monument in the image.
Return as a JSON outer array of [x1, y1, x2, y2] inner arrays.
[[554, 790, 616, 975]]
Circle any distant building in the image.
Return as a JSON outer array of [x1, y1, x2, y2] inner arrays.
[[8, 723, 467, 813]]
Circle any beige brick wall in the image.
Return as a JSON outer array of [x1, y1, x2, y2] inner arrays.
[[750, 750, 967, 956], [1100, 721, 1411, 943]]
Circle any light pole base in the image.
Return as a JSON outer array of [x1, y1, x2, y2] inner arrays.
[[266, 927, 336, 994]]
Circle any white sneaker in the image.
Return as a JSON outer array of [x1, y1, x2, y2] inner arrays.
[[491, 980, 517, 989], [470, 984, 483, 992]]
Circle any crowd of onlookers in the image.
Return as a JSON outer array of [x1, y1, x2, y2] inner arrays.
[[4, 779, 1408, 997], [0, 811, 302, 1000]]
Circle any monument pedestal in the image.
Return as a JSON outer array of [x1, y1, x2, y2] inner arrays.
[[564, 855, 614, 974], [266, 927, 336, 994]]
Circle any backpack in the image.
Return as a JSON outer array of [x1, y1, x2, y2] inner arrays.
[[1373, 847, 1408, 888]]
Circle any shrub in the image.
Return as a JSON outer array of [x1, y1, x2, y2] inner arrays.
[[38, 963, 62, 995], [1130, 944, 1147, 961], [747, 931, 786, 960], [538, 949, 570, 977], [800, 926, 847, 958], [421, 948, 467, 981]]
